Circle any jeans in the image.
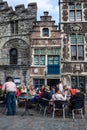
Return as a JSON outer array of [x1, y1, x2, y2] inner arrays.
[[6, 92, 16, 115]]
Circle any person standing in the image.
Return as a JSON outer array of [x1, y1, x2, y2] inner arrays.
[[58, 81, 64, 93], [2, 77, 17, 116]]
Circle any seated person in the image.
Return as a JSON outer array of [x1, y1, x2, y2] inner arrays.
[[64, 86, 77, 97], [29, 85, 36, 96], [52, 88, 67, 101], [63, 85, 71, 100], [39, 86, 52, 112], [38, 85, 45, 97], [69, 88, 84, 110], [50, 86, 55, 97], [28, 85, 37, 104], [21, 84, 27, 94], [41, 85, 51, 100]]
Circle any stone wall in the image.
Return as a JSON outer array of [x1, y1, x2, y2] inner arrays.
[[0, 0, 37, 84]]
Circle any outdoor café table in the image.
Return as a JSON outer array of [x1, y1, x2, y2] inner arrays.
[[18, 95, 35, 116]]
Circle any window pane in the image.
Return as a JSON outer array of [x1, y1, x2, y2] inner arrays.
[[48, 56, 59, 65], [33, 79, 45, 88], [39, 56, 45, 65], [34, 49, 40, 55], [55, 48, 60, 55], [10, 48, 17, 64], [76, 4, 81, 10], [34, 49, 45, 55], [42, 28, 49, 37], [71, 46, 77, 60], [54, 56, 58, 64], [48, 48, 60, 55], [48, 56, 53, 64], [79, 77, 85, 92], [40, 49, 45, 55], [78, 46, 83, 60], [70, 5, 75, 10], [34, 56, 39, 65], [70, 11, 75, 21], [77, 35, 83, 44], [71, 76, 77, 89], [71, 76, 85, 92], [76, 11, 81, 21], [71, 35, 76, 44]]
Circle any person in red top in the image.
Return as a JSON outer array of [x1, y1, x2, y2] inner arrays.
[[0, 84, 2, 89], [64, 86, 76, 96], [70, 88, 76, 96], [16, 88, 21, 97]]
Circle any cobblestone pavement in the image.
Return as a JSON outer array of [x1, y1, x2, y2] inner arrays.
[[0, 98, 87, 130]]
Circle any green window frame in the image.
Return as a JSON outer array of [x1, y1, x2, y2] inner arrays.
[[34, 48, 45, 65]]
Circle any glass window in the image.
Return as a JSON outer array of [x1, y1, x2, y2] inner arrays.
[[10, 48, 17, 64], [71, 35, 76, 44], [33, 79, 45, 88], [48, 48, 60, 55], [42, 28, 49, 37], [71, 76, 85, 92], [34, 55, 45, 65], [10, 21, 18, 34], [70, 5, 75, 10], [71, 34, 84, 60], [71, 46, 77, 60], [77, 35, 83, 44], [34, 48, 45, 65], [76, 4, 81, 10], [78, 46, 83, 60], [34, 56, 39, 65], [76, 11, 82, 21], [70, 11, 75, 21], [34, 48, 45, 55], [48, 56, 59, 65], [69, 3, 82, 21]]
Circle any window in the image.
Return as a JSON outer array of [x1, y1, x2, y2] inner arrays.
[[71, 34, 84, 60], [69, 3, 82, 21], [48, 56, 59, 65], [11, 21, 18, 34], [42, 28, 49, 37], [14, 78, 21, 85], [48, 48, 60, 55], [10, 48, 17, 64], [34, 48, 45, 65], [33, 79, 45, 88], [71, 76, 85, 92]]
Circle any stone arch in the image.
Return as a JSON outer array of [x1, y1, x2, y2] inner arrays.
[[2, 38, 29, 65], [3, 38, 29, 49]]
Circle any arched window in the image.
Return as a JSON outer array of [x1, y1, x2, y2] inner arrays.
[[10, 48, 17, 64], [42, 28, 49, 37]]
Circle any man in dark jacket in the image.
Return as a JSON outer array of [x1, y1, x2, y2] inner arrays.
[[70, 88, 84, 110]]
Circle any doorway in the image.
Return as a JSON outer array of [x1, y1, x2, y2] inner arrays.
[[47, 79, 60, 87]]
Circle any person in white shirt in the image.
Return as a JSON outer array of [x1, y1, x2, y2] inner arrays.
[[58, 81, 64, 93], [52, 88, 67, 101]]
